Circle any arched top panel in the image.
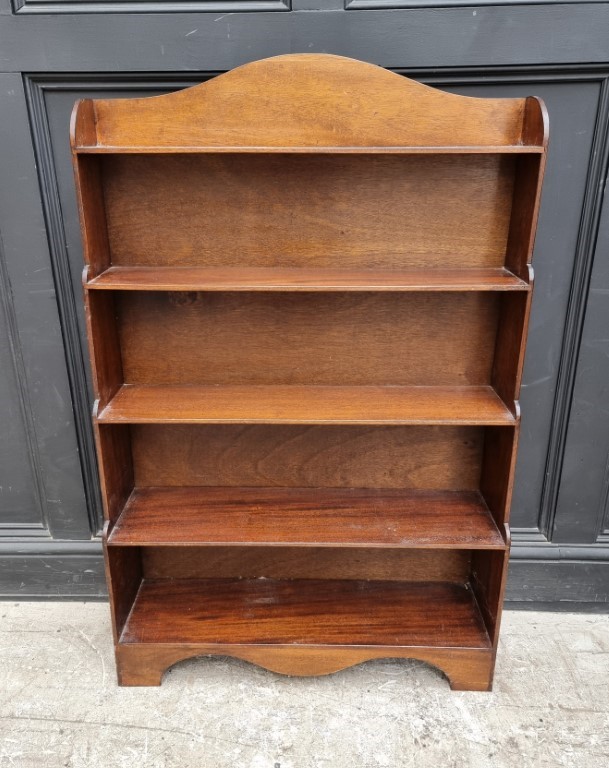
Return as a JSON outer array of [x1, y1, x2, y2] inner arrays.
[[71, 54, 547, 152]]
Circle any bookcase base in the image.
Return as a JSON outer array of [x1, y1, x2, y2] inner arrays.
[[115, 643, 495, 692]]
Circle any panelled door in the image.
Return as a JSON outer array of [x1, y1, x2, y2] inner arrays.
[[1, 0, 609, 603]]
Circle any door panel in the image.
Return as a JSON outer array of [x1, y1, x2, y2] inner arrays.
[[442, 81, 599, 538], [1, 4, 609, 601], [0, 295, 41, 530], [552, 179, 609, 544], [39, 76, 602, 544], [0, 75, 90, 543]]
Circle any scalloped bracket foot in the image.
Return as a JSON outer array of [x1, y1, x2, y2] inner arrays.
[[115, 643, 495, 691]]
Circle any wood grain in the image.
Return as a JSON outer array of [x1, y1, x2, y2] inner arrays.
[[115, 642, 494, 690], [70, 54, 542, 150], [97, 384, 515, 425], [87, 265, 530, 292], [480, 424, 520, 528], [131, 424, 484, 490], [94, 423, 133, 526], [142, 547, 471, 582], [107, 487, 505, 549], [71, 54, 547, 689], [77, 146, 544, 155], [506, 155, 547, 280], [491, 291, 532, 410], [120, 578, 491, 649], [71, 153, 110, 277], [83, 290, 123, 408], [102, 154, 514, 270], [471, 544, 510, 649], [104, 544, 141, 643], [118, 292, 499, 387]]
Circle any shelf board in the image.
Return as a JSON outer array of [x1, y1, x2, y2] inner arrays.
[[108, 487, 505, 550], [97, 384, 516, 425], [86, 266, 530, 293], [75, 145, 544, 155], [120, 578, 492, 649]]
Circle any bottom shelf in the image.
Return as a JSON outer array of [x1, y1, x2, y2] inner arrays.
[[120, 577, 491, 650]]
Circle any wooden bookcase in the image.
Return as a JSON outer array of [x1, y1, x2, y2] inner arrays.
[[71, 54, 547, 690]]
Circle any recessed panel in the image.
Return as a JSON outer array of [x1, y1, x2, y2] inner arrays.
[[118, 292, 500, 386], [142, 547, 471, 582], [131, 424, 484, 489], [103, 154, 514, 269]]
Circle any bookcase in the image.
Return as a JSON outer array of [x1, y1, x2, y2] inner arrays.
[[71, 54, 547, 690]]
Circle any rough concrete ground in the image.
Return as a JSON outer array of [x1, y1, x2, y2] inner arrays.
[[0, 603, 607, 768]]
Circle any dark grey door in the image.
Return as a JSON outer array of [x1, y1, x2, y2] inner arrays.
[[1, 0, 609, 605]]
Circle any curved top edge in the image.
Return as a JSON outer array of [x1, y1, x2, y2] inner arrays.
[[523, 95, 549, 148], [71, 54, 546, 151]]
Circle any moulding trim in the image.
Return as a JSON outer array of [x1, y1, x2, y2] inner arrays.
[[14, 0, 288, 15], [0, 228, 50, 539], [24, 78, 103, 537], [346, 0, 606, 9]]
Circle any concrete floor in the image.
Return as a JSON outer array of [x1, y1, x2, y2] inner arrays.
[[0, 604, 608, 768]]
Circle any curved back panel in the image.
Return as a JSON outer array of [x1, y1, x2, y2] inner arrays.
[[71, 54, 547, 151]]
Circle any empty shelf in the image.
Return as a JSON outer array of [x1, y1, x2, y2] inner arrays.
[[120, 578, 492, 649], [86, 266, 530, 292], [96, 384, 516, 425], [75, 145, 545, 154], [108, 487, 506, 549]]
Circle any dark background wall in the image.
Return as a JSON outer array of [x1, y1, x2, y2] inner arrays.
[[1, 0, 608, 605]]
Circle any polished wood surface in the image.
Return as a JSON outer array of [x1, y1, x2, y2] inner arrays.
[[87, 265, 530, 292], [118, 292, 500, 387], [82, 290, 123, 408], [115, 643, 494, 690], [94, 423, 133, 526], [72, 54, 546, 689], [121, 578, 491, 649], [97, 384, 515, 425], [100, 154, 514, 272], [142, 547, 471, 582], [70, 54, 545, 151], [76, 146, 544, 154], [131, 424, 485, 490], [108, 487, 505, 549]]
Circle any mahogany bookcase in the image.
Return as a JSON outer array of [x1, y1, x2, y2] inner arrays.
[[71, 53, 547, 690]]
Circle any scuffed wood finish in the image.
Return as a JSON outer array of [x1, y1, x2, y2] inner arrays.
[[108, 487, 505, 549], [121, 578, 491, 648], [70, 53, 543, 151], [471, 541, 511, 649], [87, 265, 530, 292], [97, 384, 515, 425], [72, 54, 547, 690]]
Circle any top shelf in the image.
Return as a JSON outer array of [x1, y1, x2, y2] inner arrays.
[[86, 266, 530, 292], [74, 145, 545, 155]]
